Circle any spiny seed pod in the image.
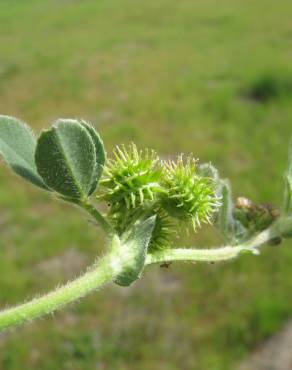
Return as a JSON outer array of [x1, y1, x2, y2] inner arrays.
[[160, 155, 220, 229], [110, 205, 174, 251], [148, 207, 175, 252], [107, 205, 144, 236], [99, 143, 163, 211]]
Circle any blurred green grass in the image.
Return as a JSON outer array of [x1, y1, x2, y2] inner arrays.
[[1, 0, 292, 369]]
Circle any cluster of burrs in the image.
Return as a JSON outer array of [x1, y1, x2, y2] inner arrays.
[[98, 144, 221, 251], [1, 115, 292, 332]]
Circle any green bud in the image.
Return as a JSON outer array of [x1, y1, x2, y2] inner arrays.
[[234, 197, 279, 233]]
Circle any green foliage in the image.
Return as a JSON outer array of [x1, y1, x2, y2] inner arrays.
[[0, 115, 220, 262], [2, 113, 292, 309], [35, 119, 98, 199], [80, 120, 106, 195], [0, 116, 106, 200], [0, 115, 221, 253], [113, 216, 156, 286], [0, 115, 48, 190], [2, 1, 292, 368]]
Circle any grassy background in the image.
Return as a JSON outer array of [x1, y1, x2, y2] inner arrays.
[[1, 0, 292, 369]]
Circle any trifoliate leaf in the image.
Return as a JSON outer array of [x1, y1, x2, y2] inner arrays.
[[80, 120, 105, 195], [113, 215, 156, 286], [35, 119, 96, 199], [0, 115, 48, 190]]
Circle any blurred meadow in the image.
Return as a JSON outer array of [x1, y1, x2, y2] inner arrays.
[[1, 0, 292, 369]]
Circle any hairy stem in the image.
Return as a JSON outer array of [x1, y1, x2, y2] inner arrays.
[[79, 199, 114, 235], [0, 255, 118, 331], [146, 223, 278, 265], [146, 245, 259, 265], [242, 224, 277, 248], [0, 221, 280, 332]]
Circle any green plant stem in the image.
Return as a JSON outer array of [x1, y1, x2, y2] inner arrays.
[[0, 255, 116, 331], [80, 200, 114, 235], [146, 245, 259, 265], [0, 221, 280, 332], [146, 223, 278, 265]]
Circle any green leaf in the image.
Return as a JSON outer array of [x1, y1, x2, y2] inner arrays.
[[113, 216, 156, 287], [216, 179, 245, 244], [283, 139, 292, 215], [0, 115, 48, 190], [80, 120, 105, 195], [35, 119, 96, 199]]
